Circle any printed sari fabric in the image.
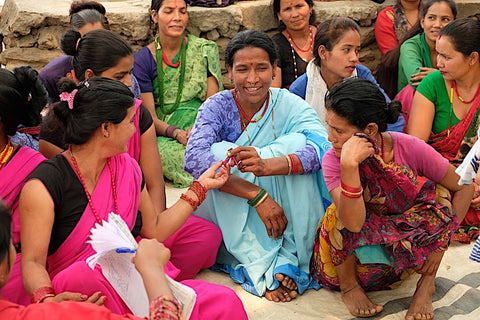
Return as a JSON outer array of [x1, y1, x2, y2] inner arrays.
[[429, 95, 480, 241], [152, 35, 223, 188], [311, 155, 459, 291], [0, 146, 46, 306]]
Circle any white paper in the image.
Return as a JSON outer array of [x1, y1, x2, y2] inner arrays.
[[86, 213, 196, 319]]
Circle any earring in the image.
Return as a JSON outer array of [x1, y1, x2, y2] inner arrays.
[[104, 132, 109, 138]]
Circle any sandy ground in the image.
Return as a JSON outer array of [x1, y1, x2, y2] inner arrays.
[[165, 182, 480, 320]]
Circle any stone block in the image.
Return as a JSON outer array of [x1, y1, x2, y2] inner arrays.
[[313, 1, 378, 24], [207, 29, 220, 41], [235, 0, 279, 31], [359, 25, 375, 47], [3, 33, 36, 48], [1, 47, 63, 71], [38, 26, 64, 50], [188, 6, 242, 38]]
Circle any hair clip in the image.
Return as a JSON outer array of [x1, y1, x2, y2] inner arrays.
[[59, 89, 78, 110], [27, 92, 32, 101], [84, 80, 90, 88]]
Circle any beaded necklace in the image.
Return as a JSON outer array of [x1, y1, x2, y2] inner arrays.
[[0, 138, 12, 171], [155, 36, 187, 114], [233, 89, 277, 145], [285, 27, 313, 53], [284, 28, 313, 80], [68, 146, 118, 225]]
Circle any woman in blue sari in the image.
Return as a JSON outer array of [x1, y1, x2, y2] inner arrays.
[[184, 30, 331, 302]]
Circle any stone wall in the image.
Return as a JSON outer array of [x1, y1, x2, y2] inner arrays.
[[1, 0, 480, 87]]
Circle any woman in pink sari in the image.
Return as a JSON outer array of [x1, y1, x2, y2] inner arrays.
[[19, 77, 247, 319], [0, 66, 48, 305], [407, 18, 480, 242]]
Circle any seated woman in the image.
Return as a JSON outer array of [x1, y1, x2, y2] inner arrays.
[[39, 0, 112, 105], [185, 30, 332, 302], [20, 77, 247, 319], [0, 202, 185, 319], [271, 0, 316, 89], [40, 29, 168, 215], [133, 0, 223, 188], [407, 18, 480, 242], [377, 0, 456, 113], [0, 66, 48, 305], [311, 78, 472, 319], [375, 0, 422, 55], [289, 17, 405, 132]]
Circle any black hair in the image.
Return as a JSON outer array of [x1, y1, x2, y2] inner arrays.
[[225, 30, 278, 68], [0, 66, 48, 136], [313, 17, 360, 67], [52, 77, 134, 145], [0, 201, 11, 268], [438, 18, 480, 57], [325, 78, 402, 132], [377, 0, 457, 99], [272, 0, 315, 28], [69, 1, 109, 31], [60, 29, 133, 82]]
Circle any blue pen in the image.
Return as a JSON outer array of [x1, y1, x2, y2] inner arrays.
[[115, 247, 136, 254]]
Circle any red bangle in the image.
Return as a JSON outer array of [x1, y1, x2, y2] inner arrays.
[[341, 190, 363, 199], [341, 181, 362, 194], [180, 193, 198, 211], [288, 154, 298, 175], [31, 286, 55, 303], [189, 180, 207, 203]]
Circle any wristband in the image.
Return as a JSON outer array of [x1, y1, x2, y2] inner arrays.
[[340, 181, 362, 194], [173, 129, 182, 140], [189, 180, 207, 204], [288, 154, 298, 175]]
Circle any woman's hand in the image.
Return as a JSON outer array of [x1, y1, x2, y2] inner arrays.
[[44, 291, 106, 306], [228, 146, 269, 176], [175, 129, 189, 146], [470, 181, 480, 209], [340, 135, 375, 166], [133, 239, 171, 274], [197, 160, 230, 190], [255, 195, 288, 240], [410, 67, 437, 86]]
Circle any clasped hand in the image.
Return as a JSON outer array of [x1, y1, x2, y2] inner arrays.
[[340, 135, 376, 165]]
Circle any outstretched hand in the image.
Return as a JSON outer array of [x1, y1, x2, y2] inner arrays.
[[198, 160, 231, 190], [255, 195, 288, 240]]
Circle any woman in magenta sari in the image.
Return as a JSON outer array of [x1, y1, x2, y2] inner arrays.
[[311, 78, 472, 319], [407, 18, 480, 242], [19, 77, 247, 319], [0, 66, 48, 305]]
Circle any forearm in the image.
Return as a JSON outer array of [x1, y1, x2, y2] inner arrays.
[[262, 155, 304, 176], [22, 260, 54, 295], [219, 174, 262, 200], [140, 267, 174, 302], [452, 184, 475, 223], [337, 161, 366, 232]]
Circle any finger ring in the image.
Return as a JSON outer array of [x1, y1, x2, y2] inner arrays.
[[283, 292, 288, 296]]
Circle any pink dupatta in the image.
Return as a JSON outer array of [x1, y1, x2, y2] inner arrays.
[[126, 98, 142, 162]]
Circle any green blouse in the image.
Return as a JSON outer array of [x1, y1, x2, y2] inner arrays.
[[398, 33, 433, 92], [416, 70, 459, 134]]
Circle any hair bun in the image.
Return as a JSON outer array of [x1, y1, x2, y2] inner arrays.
[[60, 30, 82, 56], [386, 100, 402, 124]]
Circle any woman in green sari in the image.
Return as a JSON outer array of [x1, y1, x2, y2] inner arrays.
[[133, 0, 223, 187]]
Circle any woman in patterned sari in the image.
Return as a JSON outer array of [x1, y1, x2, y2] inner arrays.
[[133, 0, 223, 188], [311, 78, 472, 319], [407, 18, 480, 241]]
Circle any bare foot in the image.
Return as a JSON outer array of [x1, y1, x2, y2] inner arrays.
[[341, 284, 383, 317], [265, 286, 294, 302], [275, 273, 298, 291], [405, 275, 435, 320]]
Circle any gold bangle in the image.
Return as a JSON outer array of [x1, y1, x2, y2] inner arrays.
[[253, 192, 269, 208], [284, 154, 292, 176]]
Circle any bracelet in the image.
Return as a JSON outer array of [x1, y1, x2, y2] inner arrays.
[[31, 286, 55, 304], [340, 186, 363, 199], [173, 129, 182, 140], [165, 126, 178, 138], [150, 295, 184, 320], [284, 155, 292, 176], [180, 193, 198, 211], [288, 154, 298, 175], [340, 181, 362, 194], [247, 188, 269, 207], [189, 180, 207, 204]]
